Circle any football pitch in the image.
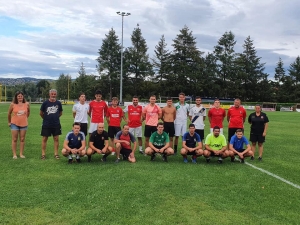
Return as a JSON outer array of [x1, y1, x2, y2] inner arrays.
[[0, 103, 299, 224]]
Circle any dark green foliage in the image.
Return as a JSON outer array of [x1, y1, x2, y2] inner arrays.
[[170, 25, 204, 96], [97, 28, 121, 99], [214, 31, 236, 98], [123, 25, 153, 96]]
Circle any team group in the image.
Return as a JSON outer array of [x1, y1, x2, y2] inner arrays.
[[8, 89, 269, 164]]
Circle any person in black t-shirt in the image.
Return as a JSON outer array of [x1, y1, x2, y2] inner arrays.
[[40, 89, 63, 160], [86, 123, 112, 162], [248, 105, 269, 161]]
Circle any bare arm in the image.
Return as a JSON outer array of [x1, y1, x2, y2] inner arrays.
[[7, 103, 13, 125], [40, 110, 44, 119], [26, 102, 30, 118], [263, 123, 268, 136]]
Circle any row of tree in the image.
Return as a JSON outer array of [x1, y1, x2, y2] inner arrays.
[[3, 26, 300, 102]]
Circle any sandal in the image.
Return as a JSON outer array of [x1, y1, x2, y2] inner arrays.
[[54, 155, 60, 159], [41, 155, 46, 160], [13, 156, 18, 159]]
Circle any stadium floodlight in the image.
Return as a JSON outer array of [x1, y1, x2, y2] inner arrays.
[[116, 11, 131, 104]]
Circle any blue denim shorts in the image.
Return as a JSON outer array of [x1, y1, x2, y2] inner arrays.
[[10, 123, 28, 131]]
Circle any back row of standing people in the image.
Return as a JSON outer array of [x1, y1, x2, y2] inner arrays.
[[8, 89, 268, 162]]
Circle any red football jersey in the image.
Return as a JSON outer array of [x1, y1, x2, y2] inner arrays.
[[89, 100, 108, 123], [208, 107, 226, 128], [125, 105, 143, 128], [227, 106, 246, 128], [106, 106, 124, 126]]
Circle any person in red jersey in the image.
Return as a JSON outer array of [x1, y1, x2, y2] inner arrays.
[[88, 90, 108, 138], [208, 99, 226, 134], [227, 98, 247, 144], [114, 124, 137, 163], [106, 97, 125, 146], [123, 96, 144, 154]]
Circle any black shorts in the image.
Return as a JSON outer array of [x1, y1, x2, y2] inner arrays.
[[108, 126, 121, 138], [41, 126, 62, 137], [195, 129, 204, 141], [209, 151, 223, 157], [234, 149, 245, 154], [120, 148, 132, 158], [163, 122, 175, 137], [187, 150, 197, 156], [228, 128, 244, 142], [144, 125, 157, 138], [79, 123, 88, 137], [250, 133, 265, 143]]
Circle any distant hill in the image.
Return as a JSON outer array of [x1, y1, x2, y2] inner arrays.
[[0, 77, 54, 86]]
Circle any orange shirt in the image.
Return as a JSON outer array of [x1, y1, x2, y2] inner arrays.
[[11, 103, 28, 127], [143, 104, 162, 126]]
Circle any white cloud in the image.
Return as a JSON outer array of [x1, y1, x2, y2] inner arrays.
[[0, 0, 299, 79]]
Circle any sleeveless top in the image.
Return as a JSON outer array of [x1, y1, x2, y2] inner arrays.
[[11, 103, 28, 127]]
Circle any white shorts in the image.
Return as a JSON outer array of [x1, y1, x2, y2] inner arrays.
[[175, 123, 187, 136], [129, 126, 142, 138], [210, 128, 223, 134], [88, 122, 99, 134]]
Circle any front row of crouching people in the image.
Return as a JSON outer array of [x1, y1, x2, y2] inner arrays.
[[62, 122, 252, 164]]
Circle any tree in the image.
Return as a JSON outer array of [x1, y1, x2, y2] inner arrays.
[[97, 28, 121, 99], [288, 56, 300, 85], [36, 80, 50, 100], [123, 25, 153, 96], [203, 53, 219, 97], [234, 36, 268, 101], [274, 58, 286, 102], [74, 63, 97, 100], [170, 25, 204, 96], [214, 31, 237, 98], [56, 73, 71, 100], [151, 35, 172, 97], [23, 82, 38, 102], [274, 57, 285, 83], [288, 56, 300, 101]]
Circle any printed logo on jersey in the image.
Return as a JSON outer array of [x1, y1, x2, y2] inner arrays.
[[46, 105, 59, 115], [212, 144, 222, 148]]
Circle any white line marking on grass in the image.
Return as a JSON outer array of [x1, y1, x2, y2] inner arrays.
[[245, 162, 300, 190]]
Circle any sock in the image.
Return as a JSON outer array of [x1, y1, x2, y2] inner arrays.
[[192, 155, 197, 159], [68, 155, 72, 159], [76, 154, 80, 159], [139, 146, 143, 151], [218, 157, 222, 160]]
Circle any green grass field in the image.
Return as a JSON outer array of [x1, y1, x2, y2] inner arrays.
[[0, 103, 300, 224]]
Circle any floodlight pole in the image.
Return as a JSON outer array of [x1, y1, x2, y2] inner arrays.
[[116, 11, 131, 104]]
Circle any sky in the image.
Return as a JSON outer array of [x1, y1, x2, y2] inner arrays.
[[0, 0, 299, 80]]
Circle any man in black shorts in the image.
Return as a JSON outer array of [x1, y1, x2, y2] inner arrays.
[[40, 89, 63, 160], [162, 98, 176, 150], [86, 123, 112, 162], [114, 124, 137, 163]]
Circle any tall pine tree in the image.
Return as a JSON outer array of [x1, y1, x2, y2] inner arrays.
[[97, 28, 121, 99], [214, 31, 236, 98], [151, 35, 171, 96], [235, 36, 267, 101], [123, 25, 153, 96], [170, 25, 204, 96]]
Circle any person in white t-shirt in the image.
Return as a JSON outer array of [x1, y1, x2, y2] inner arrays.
[[72, 92, 89, 137], [174, 92, 189, 154], [189, 96, 206, 141]]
